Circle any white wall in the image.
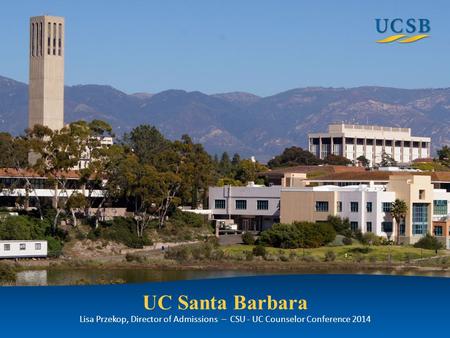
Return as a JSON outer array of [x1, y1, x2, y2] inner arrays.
[[0, 240, 47, 258]]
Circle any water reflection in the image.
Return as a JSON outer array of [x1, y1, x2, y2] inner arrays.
[[14, 267, 450, 286]]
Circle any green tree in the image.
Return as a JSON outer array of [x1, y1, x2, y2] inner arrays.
[[323, 154, 352, 166], [437, 146, 450, 167], [390, 199, 408, 245], [380, 151, 397, 167], [268, 146, 322, 168], [356, 155, 370, 168]]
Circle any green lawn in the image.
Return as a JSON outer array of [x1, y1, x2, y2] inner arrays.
[[222, 243, 443, 263]]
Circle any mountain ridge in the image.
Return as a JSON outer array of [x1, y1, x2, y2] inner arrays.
[[0, 75, 448, 161]]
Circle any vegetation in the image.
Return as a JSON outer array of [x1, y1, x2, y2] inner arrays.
[[268, 146, 322, 168], [0, 263, 16, 283], [0, 215, 64, 256], [242, 232, 256, 245], [413, 234, 443, 251], [222, 243, 441, 263], [380, 152, 397, 167], [390, 199, 407, 245], [259, 222, 336, 248]]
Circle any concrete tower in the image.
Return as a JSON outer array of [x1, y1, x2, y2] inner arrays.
[[28, 16, 64, 130]]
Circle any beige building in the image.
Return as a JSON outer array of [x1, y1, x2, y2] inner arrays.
[[281, 174, 450, 246], [29, 16, 65, 131], [308, 123, 431, 166]]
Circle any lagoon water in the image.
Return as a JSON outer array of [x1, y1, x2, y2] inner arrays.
[[15, 268, 450, 286]]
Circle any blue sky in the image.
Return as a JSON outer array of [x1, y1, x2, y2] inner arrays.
[[1, 0, 449, 96]]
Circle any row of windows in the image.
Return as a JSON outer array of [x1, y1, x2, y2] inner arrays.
[[336, 201, 395, 213], [3, 243, 42, 251], [214, 199, 269, 210], [31, 22, 62, 57], [349, 221, 391, 233], [311, 138, 429, 148]]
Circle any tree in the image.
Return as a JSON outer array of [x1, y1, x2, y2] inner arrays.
[[234, 159, 268, 184], [268, 146, 322, 168], [0, 133, 28, 168], [380, 152, 397, 167], [323, 154, 352, 166], [356, 155, 370, 168], [218, 152, 232, 177], [414, 233, 443, 251], [123, 125, 170, 166], [390, 199, 408, 245], [437, 146, 450, 167], [66, 192, 87, 227], [27, 123, 92, 233]]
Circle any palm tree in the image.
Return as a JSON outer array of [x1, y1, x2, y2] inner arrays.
[[391, 199, 408, 245]]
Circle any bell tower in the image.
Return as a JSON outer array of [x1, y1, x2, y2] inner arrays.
[[28, 16, 65, 130]]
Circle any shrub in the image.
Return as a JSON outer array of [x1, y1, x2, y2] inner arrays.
[[361, 233, 382, 246], [242, 232, 255, 245], [252, 245, 267, 257], [99, 217, 152, 248], [259, 221, 336, 249], [170, 209, 204, 228], [0, 263, 16, 283], [348, 247, 372, 254], [245, 251, 254, 261], [125, 253, 146, 263], [342, 237, 353, 245], [414, 234, 443, 251], [326, 216, 350, 235], [324, 250, 336, 262], [165, 245, 191, 261]]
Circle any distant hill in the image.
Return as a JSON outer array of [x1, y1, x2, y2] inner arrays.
[[0, 75, 448, 161]]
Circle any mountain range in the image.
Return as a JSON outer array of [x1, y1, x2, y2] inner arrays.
[[0, 75, 448, 162]]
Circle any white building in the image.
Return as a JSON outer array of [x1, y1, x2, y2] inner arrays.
[[308, 123, 431, 166], [209, 182, 281, 232], [0, 240, 47, 258]]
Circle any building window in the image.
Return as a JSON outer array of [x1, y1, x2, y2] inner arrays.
[[336, 201, 342, 212], [412, 203, 428, 235], [434, 226, 443, 236], [382, 221, 393, 233], [315, 201, 329, 212], [366, 202, 372, 213], [20, 243, 26, 250], [35, 243, 41, 250], [214, 199, 225, 209], [53, 22, 57, 55], [350, 222, 358, 232], [257, 200, 269, 210], [382, 202, 392, 213], [4, 244, 10, 251], [58, 23, 62, 56], [235, 200, 247, 210], [48, 22, 51, 55], [366, 222, 372, 232], [433, 200, 448, 215], [419, 189, 425, 200], [350, 202, 358, 212]]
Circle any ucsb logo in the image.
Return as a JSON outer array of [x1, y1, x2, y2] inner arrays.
[[375, 18, 430, 43]]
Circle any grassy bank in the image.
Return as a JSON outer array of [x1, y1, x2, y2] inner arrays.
[[222, 244, 442, 263]]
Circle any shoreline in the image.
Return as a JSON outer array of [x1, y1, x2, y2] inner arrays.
[[10, 257, 449, 276]]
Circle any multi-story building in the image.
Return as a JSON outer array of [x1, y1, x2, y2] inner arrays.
[[209, 183, 281, 232], [308, 123, 431, 166], [281, 174, 450, 247]]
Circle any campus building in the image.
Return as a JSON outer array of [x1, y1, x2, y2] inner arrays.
[[209, 182, 281, 232], [29, 15, 65, 131], [281, 174, 450, 247], [308, 123, 431, 166]]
